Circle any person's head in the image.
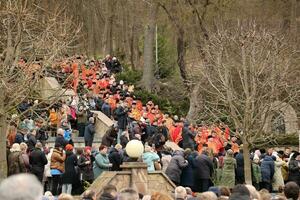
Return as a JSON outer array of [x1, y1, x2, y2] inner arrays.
[[58, 193, 73, 200], [231, 184, 250, 197], [245, 185, 260, 200], [84, 146, 92, 156], [35, 142, 43, 150], [0, 174, 43, 200], [115, 144, 122, 151], [54, 143, 63, 151], [208, 186, 220, 197], [219, 187, 230, 197], [102, 185, 118, 198], [119, 188, 139, 200], [82, 190, 96, 200], [284, 182, 299, 200], [267, 148, 273, 156], [144, 145, 152, 153], [57, 128, 64, 136], [226, 149, 234, 157], [89, 117, 95, 124], [20, 142, 28, 153], [65, 144, 74, 152], [284, 147, 291, 155], [175, 186, 187, 200], [99, 145, 108, 154], [259, 189, 271, 200], [151, 192, 172, 200], [197, 191, 217, 200], [10, 143, 21, 153]]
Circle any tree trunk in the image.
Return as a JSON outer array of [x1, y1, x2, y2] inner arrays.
[[186, 84, 202, 123], [177, 28, 188, 83], [0, 89, 7, 182], [243, 141, 252, 185], [141, 3, 158, 92]]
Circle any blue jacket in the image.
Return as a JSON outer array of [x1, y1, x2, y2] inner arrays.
[[261, 156, 275, 182], [142, 152, 160, 172]]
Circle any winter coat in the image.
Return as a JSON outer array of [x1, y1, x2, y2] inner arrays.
[[165, 153, 188, 184], [288, 159, 300, 186], [181, 124, 195, 150], [102, 127, 117, 147], [50, 148, 66, 173], [21, 152, 30, 172], [101, 103, 112, 118], [29, 148, 48, 177], [272, 159, 285, 191], [78, 154, 94, 181], [180, 154, 196, 187], [84, 123, 96, 146], [115, 106, 128, 130], [235, 152, 245, 184], [93, 152, 110, 179], [108, 148, 122, 171], [120, 135, 129, 148], [251, 162, 262, 184], [8, 151, 26, 176], [55, 135, 68, 149], [219, 156, 236, 188], [27, 134, 37, 152], [260, 156, 275, 183], [193, 153, 214, 180], [62, 151, 78, 184], [161, 154, 172, 173], [142, 152, 160, 172]]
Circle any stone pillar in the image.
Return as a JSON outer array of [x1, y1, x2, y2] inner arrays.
[[121, 162, 148, 194]]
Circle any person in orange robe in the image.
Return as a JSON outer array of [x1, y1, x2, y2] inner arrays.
[[207, 135, 218, 155]]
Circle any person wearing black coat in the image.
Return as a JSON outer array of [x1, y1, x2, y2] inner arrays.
[[235, 149, 245, 184], [14, 131, 25, 144], [78, 147, 94, 183], [29, 142, 48, 183], [84, 117, 96, 147], [55, 129, 68, 149], [115, 103, 128, 144], [108, 146, 123, 171], [180, 150, 197, 190], [260, 155, 275, 192], [193, 150, 214, 193], [181, 122, 196, 150], [27, 130, 37, 152], [62, 145, 78, 195], [102, 126, 117, 147], [288, 152, 300, 186]]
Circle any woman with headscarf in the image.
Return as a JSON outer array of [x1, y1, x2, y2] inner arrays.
[[219, 149, 236, 188]]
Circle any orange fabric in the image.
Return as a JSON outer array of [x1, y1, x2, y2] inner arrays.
[[231, 142, 240, 153], [147, 113, 155, 124], [207, 140, 218, 154], [108, 97, 117, 111], [136, 100, 143, 111], [49, 111, 58, 125]]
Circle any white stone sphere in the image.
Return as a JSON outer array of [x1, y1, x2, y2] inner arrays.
[[125, 140, 144, 158]]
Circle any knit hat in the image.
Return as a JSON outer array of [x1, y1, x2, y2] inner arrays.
[[84, 146, 92, 152], [65, 144, 73, 151], [175, 186, 187, 199]]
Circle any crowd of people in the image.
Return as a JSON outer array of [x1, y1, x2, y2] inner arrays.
[[4, 55, 300, 200]]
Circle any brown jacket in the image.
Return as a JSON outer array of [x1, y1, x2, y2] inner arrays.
[[50, 148, 66, 173]]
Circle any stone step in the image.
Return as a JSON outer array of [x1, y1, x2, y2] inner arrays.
[[46, 137, 102, 148]]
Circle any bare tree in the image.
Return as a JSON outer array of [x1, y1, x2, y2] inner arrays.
[[141, 1, 159, 92], [200, 21, 299, 184], [0, 0, 81, 181]]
